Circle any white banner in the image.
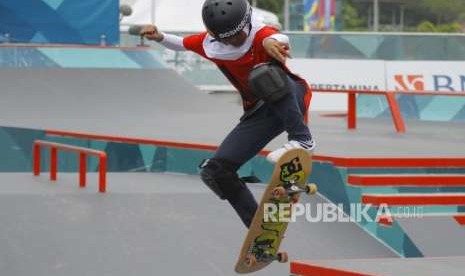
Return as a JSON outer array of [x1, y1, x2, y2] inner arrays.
[[289, 59, 465, 111], [288, 59, 386, 111], [386, 61, 465, 92]]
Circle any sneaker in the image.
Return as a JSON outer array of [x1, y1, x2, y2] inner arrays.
[[266, 139, 316, 163]]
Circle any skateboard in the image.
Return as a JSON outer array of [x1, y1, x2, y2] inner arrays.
[[234, 148, 317, 274]]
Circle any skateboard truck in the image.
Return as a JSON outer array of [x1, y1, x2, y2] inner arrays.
[[246, 251, 288, 267], [272, 183, 317, 203]]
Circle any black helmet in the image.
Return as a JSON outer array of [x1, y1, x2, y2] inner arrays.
[[202, 0, 252, 39]]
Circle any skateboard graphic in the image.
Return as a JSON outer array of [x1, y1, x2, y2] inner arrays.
[[235, 148, 317, 274]]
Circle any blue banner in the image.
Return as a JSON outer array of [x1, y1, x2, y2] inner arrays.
[[0, 0, 119, 45]]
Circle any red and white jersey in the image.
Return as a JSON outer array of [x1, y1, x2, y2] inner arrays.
[[158, 15, 311, 113]]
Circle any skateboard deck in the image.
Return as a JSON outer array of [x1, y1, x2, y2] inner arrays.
[[235, 148, 316, 274]]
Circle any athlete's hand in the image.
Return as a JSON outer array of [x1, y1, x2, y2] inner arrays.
[[140, 25, 164, 42], [263, 38, 291, 64]]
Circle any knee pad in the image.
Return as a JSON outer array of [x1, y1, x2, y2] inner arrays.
[[199, 158, 245, 200], [248, 62, 290, 102]]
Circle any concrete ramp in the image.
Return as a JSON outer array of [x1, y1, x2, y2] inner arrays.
[[0, 173, 395, 276], [397, 216, 465, 257], [0, 68, 241, 145]]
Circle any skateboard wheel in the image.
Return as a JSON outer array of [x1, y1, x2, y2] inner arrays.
[[277, 252, 288, 263], [272, 187, 286, 199], [305, 183, 318, 195], [245, 254, 257, 267]]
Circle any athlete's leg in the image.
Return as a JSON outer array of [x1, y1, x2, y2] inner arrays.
[[268, 76, 312, 142], [266, 77, 316, 162], [200, 106, 284, 228]]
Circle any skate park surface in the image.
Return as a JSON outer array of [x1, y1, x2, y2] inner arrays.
[[0, 173, 396, 276], [1, 68, 465, 275]]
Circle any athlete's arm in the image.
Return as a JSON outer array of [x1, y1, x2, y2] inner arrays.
[[159, 33, 186, 51], [140, 25, 187, 51]]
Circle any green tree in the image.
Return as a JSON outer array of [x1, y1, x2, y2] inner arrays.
[[436, 22, 462, 33], [416, 21, 436, 32], [406, 0, 465, 32], [341, 1, 366, 31], [407, 0, 465, 25], [249, 0, 284, 25], [422, 0, 465, 24], [255, 0, 284, 16]]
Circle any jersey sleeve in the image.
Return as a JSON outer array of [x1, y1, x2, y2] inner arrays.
[[251, 26, 284, 61], [254, 26, 280, 45], [159, 33, 186, 51], [183, 32, 208, 56]]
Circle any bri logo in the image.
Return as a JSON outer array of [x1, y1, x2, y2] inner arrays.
[[394, 74, 465, 92], [394, 75, 425, 91]]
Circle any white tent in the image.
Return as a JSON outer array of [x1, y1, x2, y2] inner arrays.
[[120, 0, 281, 32]]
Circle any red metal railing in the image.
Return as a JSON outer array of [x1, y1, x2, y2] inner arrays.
[[291, 260, 374, 276], [44, 130, 465, 168], [315, 89, 465, 133], [362, 193, 465, 206], [33, 140, 107, 193], [315, 89, 406, 133], [348, 174, 465, 187]]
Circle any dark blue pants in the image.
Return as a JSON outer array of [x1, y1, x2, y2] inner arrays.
[[213, 77, 312, 227]]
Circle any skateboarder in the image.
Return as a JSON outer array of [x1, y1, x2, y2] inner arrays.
[[141, 0, 315, 228]]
